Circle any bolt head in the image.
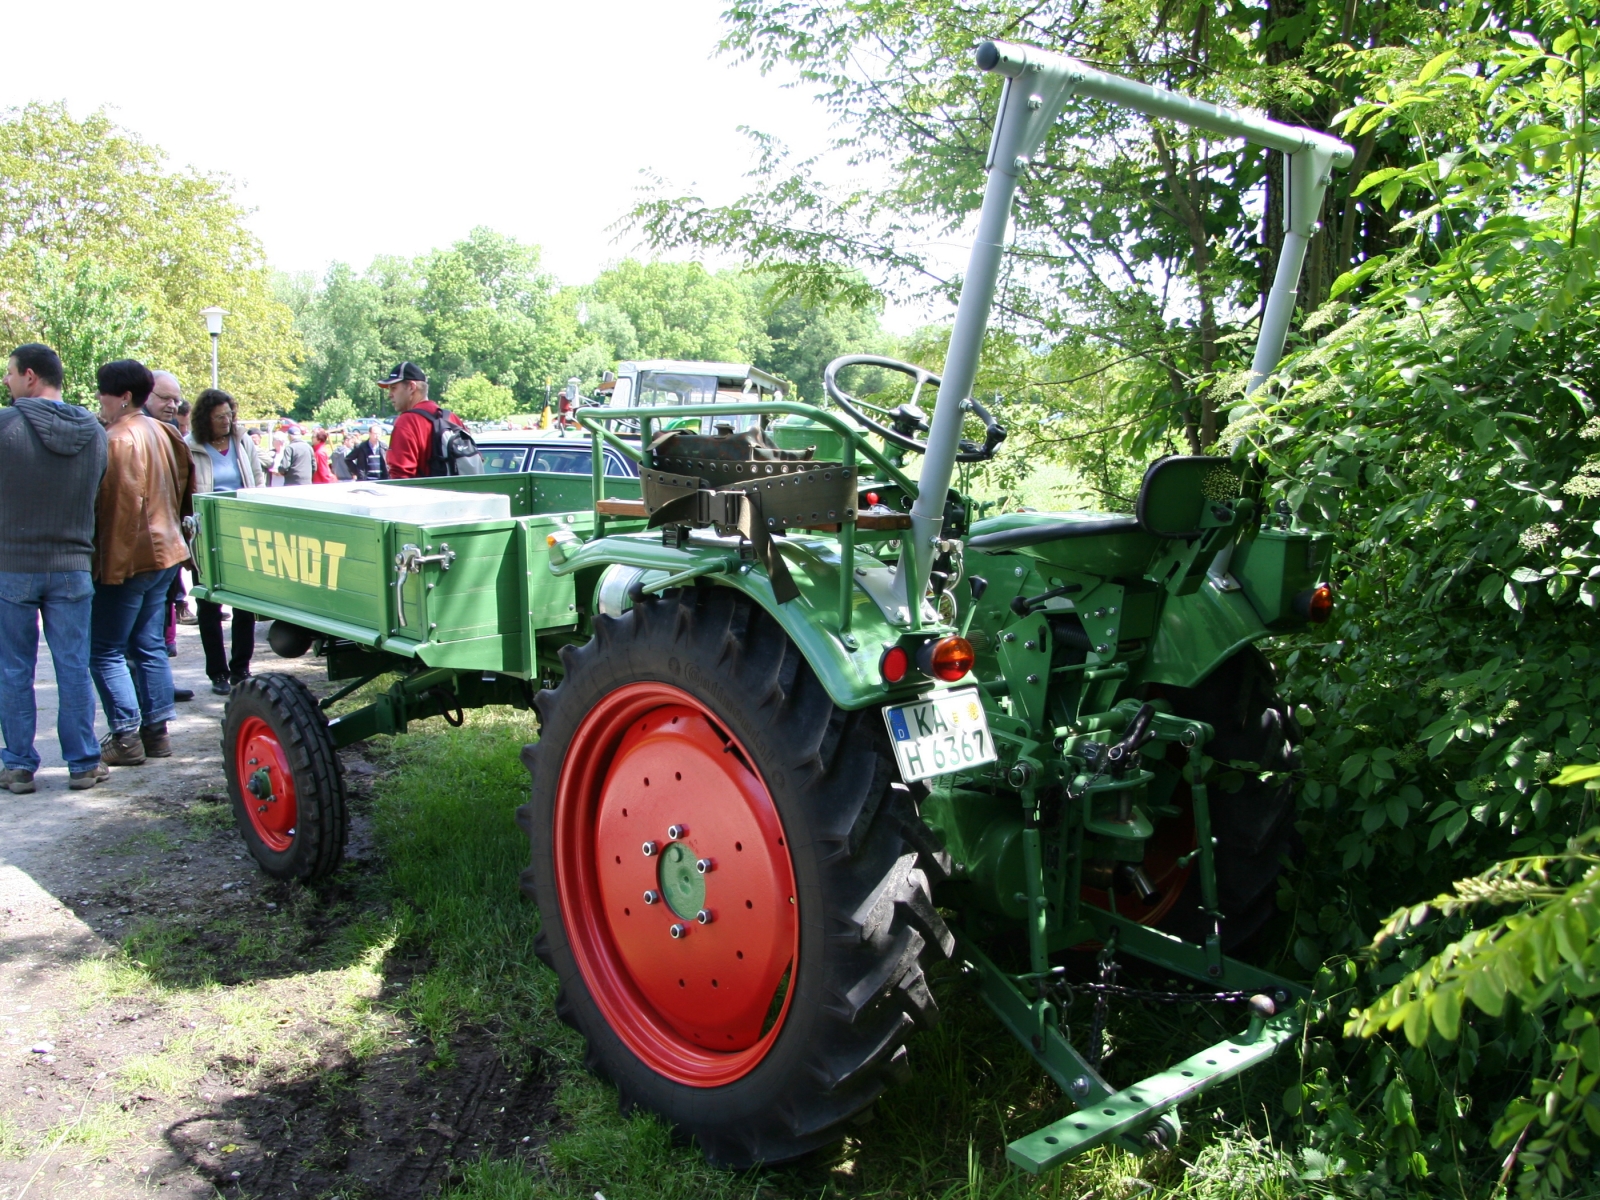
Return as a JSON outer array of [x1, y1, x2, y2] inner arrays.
[[667, 824, 687, 840], [695, 909, 712, 925], [695, 858, 713, 874], [669, 923, 686, 939], [1026, 673, 1040, 685], [642, 841, 658, 857], [643, 890, 658, 905], [1069, 1075, 1090, 1097]]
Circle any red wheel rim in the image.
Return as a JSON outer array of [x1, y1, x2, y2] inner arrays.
[[236, 716, 298, 853], [555, 682, 798, 1087]]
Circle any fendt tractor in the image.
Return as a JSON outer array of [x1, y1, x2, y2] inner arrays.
[[190, 40, 1351, 1174]]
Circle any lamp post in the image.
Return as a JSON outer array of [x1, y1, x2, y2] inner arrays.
[[200, 307, 228, 388]]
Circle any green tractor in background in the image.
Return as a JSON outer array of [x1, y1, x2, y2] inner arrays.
[[194, 35, 1351, 1180]]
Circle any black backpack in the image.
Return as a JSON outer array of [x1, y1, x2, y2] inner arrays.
[[423, 406, 484, 476]]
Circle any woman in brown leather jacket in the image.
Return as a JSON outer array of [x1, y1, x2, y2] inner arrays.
[[90, 360, 195, 767]]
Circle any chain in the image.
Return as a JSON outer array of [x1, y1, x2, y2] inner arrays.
[[1085, 951, 1119, 1067], [1062, 981, 1255, 1005]]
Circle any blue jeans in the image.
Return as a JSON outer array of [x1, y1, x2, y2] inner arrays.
[[0, 571, 101, 775], [91, 565, 180, 735]]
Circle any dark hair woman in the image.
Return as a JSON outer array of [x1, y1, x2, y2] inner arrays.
[[185, 388, 264, 694]]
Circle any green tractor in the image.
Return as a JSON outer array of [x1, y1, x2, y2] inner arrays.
[[192, 36, 1350, 1176]]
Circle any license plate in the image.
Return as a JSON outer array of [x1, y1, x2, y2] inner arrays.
[[882, 687, 996, 782]]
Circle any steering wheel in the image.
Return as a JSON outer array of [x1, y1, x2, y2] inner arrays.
[[822, 354, 1007, 462]]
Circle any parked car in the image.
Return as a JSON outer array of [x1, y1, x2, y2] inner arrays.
[[471, 431, 640, 478]]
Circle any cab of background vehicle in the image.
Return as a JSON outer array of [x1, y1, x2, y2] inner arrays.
[[598, 361, 787, 435]]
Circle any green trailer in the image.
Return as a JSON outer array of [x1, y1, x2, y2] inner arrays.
[[192, 35, 1351, 1179]]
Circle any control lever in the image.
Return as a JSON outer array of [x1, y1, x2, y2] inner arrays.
[[1104, 703, 1156, 775], [1010, 581, 1083, 616], [394, 542, 456, 628]]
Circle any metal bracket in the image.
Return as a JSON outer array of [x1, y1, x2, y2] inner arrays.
[[852, 563, 935, 627], [394, 542, 455, 629]]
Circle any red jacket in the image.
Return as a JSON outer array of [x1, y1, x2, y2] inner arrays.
[[387, 400, 465, 479]]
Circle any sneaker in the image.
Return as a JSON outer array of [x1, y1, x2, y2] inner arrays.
[[0, 768, 35, 794], [69, 763, 110, 790], [211, 677, 232, 696], [173, 687, 195, 702], [100, 730, 146, 767], [175, 605, 198, 625], [140, 721, 172, 759]]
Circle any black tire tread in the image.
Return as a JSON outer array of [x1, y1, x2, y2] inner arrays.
[[519, 587, 952, 1166]]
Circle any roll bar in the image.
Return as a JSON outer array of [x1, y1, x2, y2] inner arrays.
[[893, 39, 1354, 612]]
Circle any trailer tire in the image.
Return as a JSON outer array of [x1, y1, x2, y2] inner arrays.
[[1157, 646, 1302, 950], [223, 673, 347, 882], [519, 586, 954, 1167]]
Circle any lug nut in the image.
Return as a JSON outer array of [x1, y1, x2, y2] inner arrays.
[[643, 890, 658, 905], [695, 858, 714, 874], [667, 824, 688, 840], [642, 841, 658, 857], [669, 923, 687, 939], [695, 909, 713, 925]]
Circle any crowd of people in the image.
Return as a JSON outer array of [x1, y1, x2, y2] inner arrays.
[[0, 343, 468, 795]]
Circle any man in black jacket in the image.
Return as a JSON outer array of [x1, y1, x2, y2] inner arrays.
[[345, 424, 388, 480], [0, 344, 110, 792]]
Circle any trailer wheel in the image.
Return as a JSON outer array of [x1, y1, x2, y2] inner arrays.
[[223, 674, 347, 881], [1157, 646, 1302, 949], [520, 587, 954, 1167]]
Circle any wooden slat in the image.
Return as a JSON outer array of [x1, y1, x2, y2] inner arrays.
[[595, 497, 648, 517]]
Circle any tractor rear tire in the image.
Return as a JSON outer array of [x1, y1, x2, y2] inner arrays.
[[223, 673, 348, 881], [519, 586, 954, 1167], [1157, 646, 1302, 950]]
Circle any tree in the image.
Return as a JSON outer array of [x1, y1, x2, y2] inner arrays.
[[590, 260, 769, 364], [632, 0, 1454, 454], [21, 253, 150, 407], [445, 373, 516, 423], [311, 394, 358, 428], [0, 103, 301, 415]]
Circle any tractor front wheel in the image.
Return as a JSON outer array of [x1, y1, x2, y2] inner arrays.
[[223, 674, 347, 881], [520, 587, 954, 1166]]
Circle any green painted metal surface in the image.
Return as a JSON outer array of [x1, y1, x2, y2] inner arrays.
[[550, 531, 925, 711], [1006, 1012, 1300, 1170]]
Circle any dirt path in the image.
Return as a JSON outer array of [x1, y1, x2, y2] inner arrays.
[[0, 618, 552, 1199]]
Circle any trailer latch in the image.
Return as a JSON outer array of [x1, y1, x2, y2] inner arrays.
[[394, 543, 455, 628]]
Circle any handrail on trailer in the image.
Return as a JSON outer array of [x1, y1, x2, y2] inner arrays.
[[575, 401, 925, 637]]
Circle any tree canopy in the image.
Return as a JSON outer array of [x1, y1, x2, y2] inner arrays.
[[0, 103, 300, 414]]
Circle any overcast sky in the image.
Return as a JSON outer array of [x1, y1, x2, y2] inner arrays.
[[2, 0, 847, 287]]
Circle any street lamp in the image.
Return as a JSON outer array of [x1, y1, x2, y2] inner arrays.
[[200, 307, 228, 388]]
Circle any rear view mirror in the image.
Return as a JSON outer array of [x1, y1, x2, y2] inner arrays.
[[1136, 456, 1241, 539]]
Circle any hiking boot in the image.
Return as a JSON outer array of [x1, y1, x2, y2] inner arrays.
[[173, 687, 195, 702], [100, 730, 146, 767], [175, 604, 198, 625], [0, 768, 35, 794], [211, 677, 232, 696], [69, 763, 110, 790], [140, 722, 172, 758]]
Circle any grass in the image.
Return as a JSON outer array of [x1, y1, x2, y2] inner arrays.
[[369, 710, 1326, 1200]]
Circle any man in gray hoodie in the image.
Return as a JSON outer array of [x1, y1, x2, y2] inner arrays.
[[0, 344, 110, 793]]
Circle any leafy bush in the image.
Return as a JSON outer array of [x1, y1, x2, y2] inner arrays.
[[310, 392, 357, 428], [1239, 7, 1600, 1193]]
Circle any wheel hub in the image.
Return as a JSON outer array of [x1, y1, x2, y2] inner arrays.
[[236, 716, 297, 853], [656, 839, 706, 920]]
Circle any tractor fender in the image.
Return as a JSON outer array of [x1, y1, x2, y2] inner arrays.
[[554, 532, 910, 712], [1138, 580, 1270, 689]]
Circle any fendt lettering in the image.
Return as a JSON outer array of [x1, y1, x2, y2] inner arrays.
[[237, 526, 348, 590]]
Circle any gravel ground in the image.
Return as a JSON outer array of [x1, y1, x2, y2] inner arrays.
[[0, 614, 553, 1199]]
